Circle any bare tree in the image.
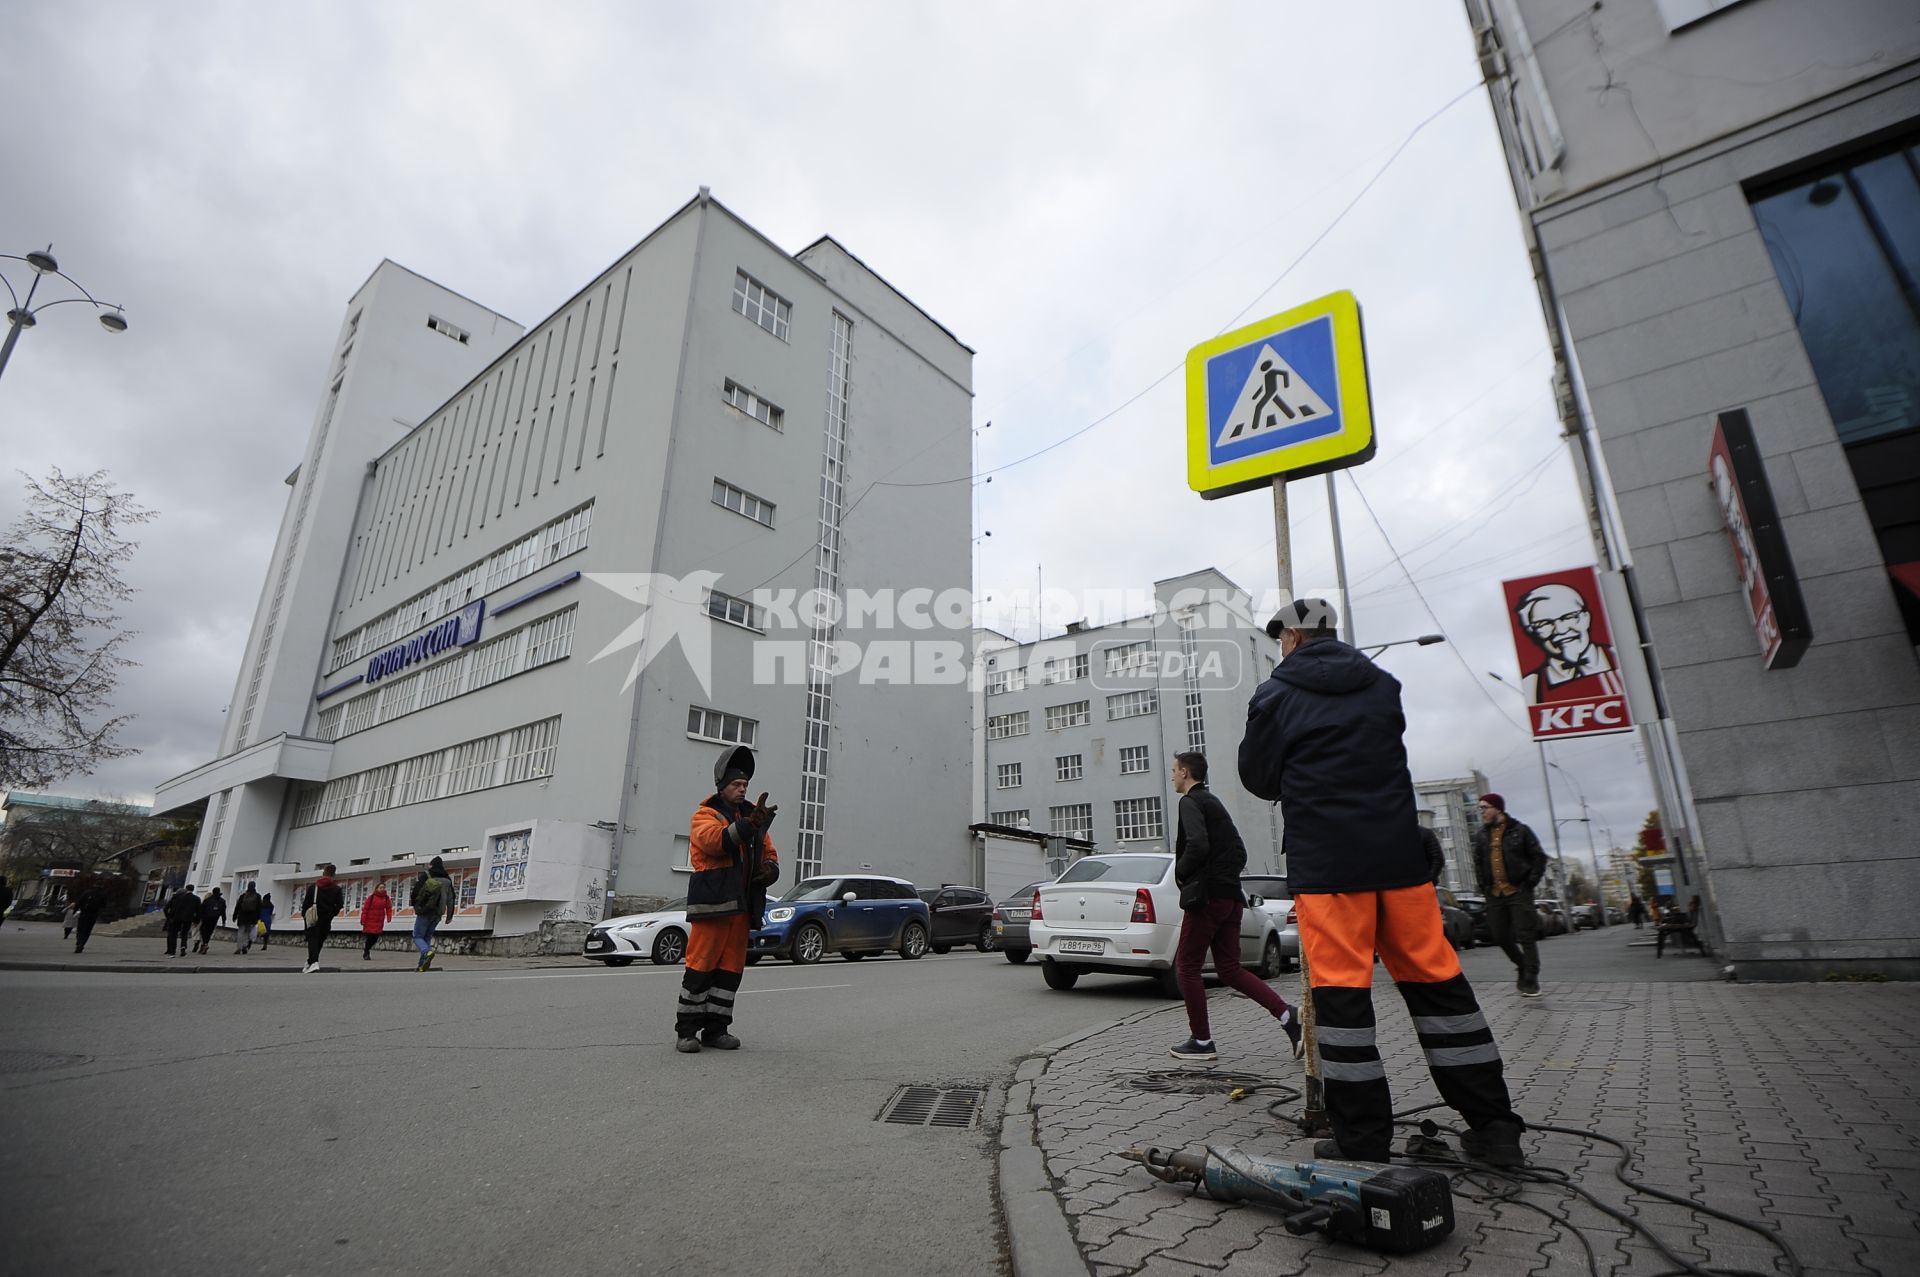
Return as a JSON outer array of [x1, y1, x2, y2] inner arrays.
[[0, 469, 155, 788], [0, 799, 175, 880]]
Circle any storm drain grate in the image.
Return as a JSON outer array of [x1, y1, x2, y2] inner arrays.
[[1126, 1070, 1271, 1095], [879, 1085, 984, 1129]]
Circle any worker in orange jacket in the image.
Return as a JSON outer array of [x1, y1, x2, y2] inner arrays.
[[675, 745, 780, 1053]]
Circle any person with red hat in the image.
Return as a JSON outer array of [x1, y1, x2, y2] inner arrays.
[[1471, 793, 1547, 997], [1241, 598, 1526, 1167]]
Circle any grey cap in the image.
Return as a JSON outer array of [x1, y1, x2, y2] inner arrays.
[[1265, 597, 1340, 640]]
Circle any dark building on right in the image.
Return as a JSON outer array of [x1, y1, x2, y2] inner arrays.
[[1463, 0, 1920, 978]]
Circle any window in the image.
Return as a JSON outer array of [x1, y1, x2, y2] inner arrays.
[[723, 380, 784, 430], [315, 705, 344, 743], [706, 589, 766, 631], [1056, 754, 1083, 782], [1045, 701, 1090, 730], [1104, 640, 1153, 676], [688, 706, 758, 746], [989, 809, 1030, 828], [1107, 690, 1158, 721], [359, 764, 398, 814], [445, 736, 501, 795], [1119, 745, 1151, 775], [397, 752, 445, 806], [1114, 797, 1165, 842], [468, 632, 519, 689], [996, 762, 1023, 790], [500, 718, 560, 784], [379, 670, 421, 718], [1042, 653, 1088, 684], [713, 478, 775, 527], [341, 689, 379, 736], [524, 607, 575, 666], [987, 667, 1027, 695], [418, 654, 465, 710], [732, 270, 792, 341], [427, 314, 471, 344], [986, 711, 1029, 740], [1050, 804, 1093, 840]]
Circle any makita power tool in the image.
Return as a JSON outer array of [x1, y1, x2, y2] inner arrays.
[[1122, 1144, 1455, 1253]]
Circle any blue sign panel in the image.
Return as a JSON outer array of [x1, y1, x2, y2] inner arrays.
[[365, 599, 486, 685]]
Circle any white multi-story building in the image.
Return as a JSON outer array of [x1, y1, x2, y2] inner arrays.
[[1414, 771, 1491, 893], [1465, 0, 1920, 977], [155, 190, 974, 935], [973, 570, 1285, 875]]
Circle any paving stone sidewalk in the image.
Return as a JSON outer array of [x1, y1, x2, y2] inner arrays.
[[0, 919, 585, 973], [1027, 934, 1920, 1277]]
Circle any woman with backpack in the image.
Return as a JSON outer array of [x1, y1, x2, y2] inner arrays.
[[360, 882, 393, 960]]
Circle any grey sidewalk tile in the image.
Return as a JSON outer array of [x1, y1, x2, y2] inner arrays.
[[1853, 1233, 1920, 1274], [1081, 1231, 1174, 1270], [1295, 1243, 1392, 1275], [1758, 1191, 1850, 1220], [1071, 1212, 1132, 1250], [1149, 1215, 1267, 1269], [1127, 1258, 1224, 1277], [1119, 1210, 1213, 1244], [1838, 1202, 1920, 1238]]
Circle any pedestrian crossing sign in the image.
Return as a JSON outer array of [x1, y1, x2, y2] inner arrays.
[[1186, 290, 1375, 498]]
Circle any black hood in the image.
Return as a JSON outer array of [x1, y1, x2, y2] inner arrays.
[[1271, 638, 1382, 696], [714, 744, 755, 789]]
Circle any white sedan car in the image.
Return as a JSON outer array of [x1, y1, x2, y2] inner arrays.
[[582, 900, 689, 966], [1029, 853, 1285, 997]]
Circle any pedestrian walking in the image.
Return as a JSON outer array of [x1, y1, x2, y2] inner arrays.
[[259, 894, 275, 946], [1167, 751, 1301, 1063], [1240, 599, 1526, 1168], [0, 878, 13, 928], [675, 745, 780, 1053], [1420, 824, 1447, 885], [64, 902, 80, 940], [164, 884, 201, 957], [1627, 893, 1647, 930], [300, 866, 343, 973], [361, 882, 393, 960], [72, 885, 108, 953], [1470, 794, 1547, 997], [408, 859, 456, 971], [194, 887, 227, 954], [232, 883, 263, 954]]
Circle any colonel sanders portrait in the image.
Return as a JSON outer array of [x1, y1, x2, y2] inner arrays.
[[1515, 581, 1622, 704]]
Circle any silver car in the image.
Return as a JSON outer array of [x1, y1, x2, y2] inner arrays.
[[991, 881, 1049, 964], [1239, 875, 1299, 968]]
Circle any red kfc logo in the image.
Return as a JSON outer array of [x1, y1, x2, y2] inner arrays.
[[1500, 565, 1634, 741]]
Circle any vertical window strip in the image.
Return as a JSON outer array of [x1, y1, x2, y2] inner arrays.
[[1178, 619, 1207, 754], [795, 312, 853, 880]]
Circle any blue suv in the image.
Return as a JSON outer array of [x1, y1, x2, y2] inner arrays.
[[752, 874, 932, 964]]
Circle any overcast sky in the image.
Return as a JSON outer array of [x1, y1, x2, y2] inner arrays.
[[2, 1, 1659, 868]]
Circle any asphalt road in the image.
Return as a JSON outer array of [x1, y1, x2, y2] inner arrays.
[[0, 942, 1197, 1277]]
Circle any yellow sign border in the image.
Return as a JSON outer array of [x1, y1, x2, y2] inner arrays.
[[1185, 290, 1374, 498]]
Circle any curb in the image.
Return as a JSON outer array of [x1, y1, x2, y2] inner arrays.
[[997, 1004, 1185, 1277], [0, 960, 451, 975]]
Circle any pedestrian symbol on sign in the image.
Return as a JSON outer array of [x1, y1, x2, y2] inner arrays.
[[1216, 345, 1334, 448]]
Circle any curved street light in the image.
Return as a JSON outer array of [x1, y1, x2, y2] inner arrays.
[[1, 244, 129, 386], [1359, 633, 1445, 659]]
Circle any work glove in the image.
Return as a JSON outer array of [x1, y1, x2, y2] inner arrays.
[[747, 793, 779, 829]]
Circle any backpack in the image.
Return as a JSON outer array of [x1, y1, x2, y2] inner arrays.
[[413, 875, 445, 915]]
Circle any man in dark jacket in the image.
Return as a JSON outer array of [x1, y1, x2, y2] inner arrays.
[[163, 884, 201, 957], [675, 745, 779, 1053], [1470, 794, 1546, 997], [1240, 599, 1524, 1167], [1419, 824, 1447, 885], [72, 884, 108, 954], [232, 883, 263, 955], [301, 866, 344, 974], [409, 857, 458, 972], [194, 887, 227, 954], [1169, 752, 1301, 1063]]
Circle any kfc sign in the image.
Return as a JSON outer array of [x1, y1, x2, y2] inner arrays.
[[1500, 565, 1635, 741], [1709, 410, 1811, 669]]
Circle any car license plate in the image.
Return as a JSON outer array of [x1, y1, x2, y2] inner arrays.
[[1058, 938, 1103, 955]]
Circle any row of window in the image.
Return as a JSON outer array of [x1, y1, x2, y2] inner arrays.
[[688, 705, 758, 747], [315, 607, 577, 743], [987, 691, 1158, 738], [326, 503, 593, 673], [987, 797, 1165, 842], [992, 647, 1164, 695], [723, 379, 783, 431], [292, 718, 561, 828], [994, 745, 1152, 791], [331, 866, 478, 914], [713, 478, 775, 527], [733, 270, 791, 341]]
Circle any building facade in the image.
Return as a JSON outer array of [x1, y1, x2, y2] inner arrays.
[[1414, 771, 1491, 893], [1466, 0, 1920, 976], [156, 191, 975, 934], [974, 570, 1285, 874]]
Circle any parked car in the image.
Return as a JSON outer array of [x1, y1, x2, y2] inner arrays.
[[1029, 852, 1285, 997], [1537, 901, 1570, 936], [991, 881, 1050, 964], [1570, 903, 1610, 930], [1455, 892, 1493, 945], [1239, 874, 1299, 968], [919, 884, 997, 953], [583, 900, 688, 966], [1435, 887, 1475, 949], [752, 874, 932, 964]]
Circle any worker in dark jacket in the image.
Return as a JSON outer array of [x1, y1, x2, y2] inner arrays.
[[1169, 751, 1300, 1063], [232, 884, 263, 955], [163, 884, 201, 957], [72, 884, 109, 954], [1240, 599, 1524, 1167], [675, 745, 780, 1053], [1470, 795, 1546, 997], [301, 866, 345, 974]]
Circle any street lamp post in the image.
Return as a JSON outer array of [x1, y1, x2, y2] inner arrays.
[[1, 245, 129, 386], [1547, 760, 1609, 927], [1359, 634, 1445, 659]]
